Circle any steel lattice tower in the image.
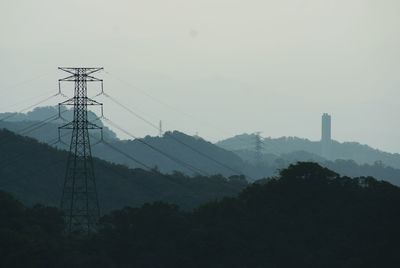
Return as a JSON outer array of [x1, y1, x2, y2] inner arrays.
[[254, 131, 262, 165], [58, 67, 104, 233]]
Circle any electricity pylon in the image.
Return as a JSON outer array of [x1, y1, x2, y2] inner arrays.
[[58, 67, 104, 233], [254, 131, 262, 165]]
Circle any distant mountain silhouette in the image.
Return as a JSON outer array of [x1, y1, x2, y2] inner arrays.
[[0, 107, 253, 177], [217, 133, 400, 185], [0, 106, 118, 143], [2, 108, 400, 185], [0, 129, 247, 212], [91, 131, 247, 177], [217, 133, 400, 168]]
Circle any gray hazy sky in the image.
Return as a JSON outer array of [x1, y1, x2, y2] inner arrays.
[[1, 0, 400, 152]]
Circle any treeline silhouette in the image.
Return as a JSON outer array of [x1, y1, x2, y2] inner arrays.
[[1, 162, 400, 267]]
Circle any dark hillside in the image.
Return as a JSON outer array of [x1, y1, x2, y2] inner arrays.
[[93, 162, 400, 267], [0, 162, 399, 267], [0, 129, 247, 212]]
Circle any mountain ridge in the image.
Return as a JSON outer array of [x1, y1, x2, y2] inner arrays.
[[217, 133, 400, 168], [2, 107, 400, 185], [0, 129, 247, 212]]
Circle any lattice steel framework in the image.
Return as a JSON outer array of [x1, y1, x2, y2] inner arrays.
[[254, 131, 262, 165], [58, 67, 104, 233]]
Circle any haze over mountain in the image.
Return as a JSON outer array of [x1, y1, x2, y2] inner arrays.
[[2, 1, 400, 153], [217, 133, 400, 169], [2, 107, 400, 186], [2, 0, 400, 266], [0, 106, 118, 143]]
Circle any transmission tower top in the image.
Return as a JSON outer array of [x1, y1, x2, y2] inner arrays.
[[58, 67, 104, 97], [58, 67, 103, 75]]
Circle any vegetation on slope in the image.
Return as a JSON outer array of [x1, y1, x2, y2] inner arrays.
[[0, 162, 399, 267], [0, 129, 247, 212]]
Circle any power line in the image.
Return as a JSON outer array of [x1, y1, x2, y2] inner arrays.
[[101, 140, 152, 170], [0, 115, 71, 169], [92, 136, 203, 196], [0, 116, 69, 190], [100, 93, 243, 176], [103, 117, 208, 176], [103, 70, 232, 137], [0, 90, 56, 113], [0, 135, 66, 191], [0, 109, 69, 150], [91, 157, 163, 198], [0, 93, 61, 123], [19, 115, 59, 135], [1, 72, 51, 92], [165, 133, 243, 175]]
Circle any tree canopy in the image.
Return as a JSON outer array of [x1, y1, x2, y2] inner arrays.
[[1, 162, 400, 267]]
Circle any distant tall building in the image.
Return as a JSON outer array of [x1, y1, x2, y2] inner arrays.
[[159, 120, 163, 137], [321, 113, 331, 159]]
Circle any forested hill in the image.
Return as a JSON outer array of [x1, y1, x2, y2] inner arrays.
[[0, 106, 118, 142], [217, 133, 400, 169], [1, 162, 400, 267], [0, 107, 249, 177], [92, 131, 246, 176], [0, 129, 247, 212], [3, 107, 400, 184]]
